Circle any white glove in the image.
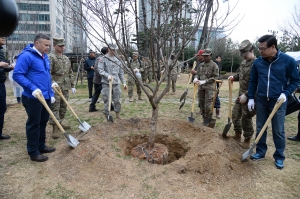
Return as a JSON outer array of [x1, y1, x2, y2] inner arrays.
[[51, 97, 55, 103], [248, 99, 255, 112], [135, 72, 141, 78], [52, 82, 58, 87], [199, 80, 206, 85], [108, 75, 112, 80], [177, 75, 180, 78], [32, 89, 42, 98], [71, 88, 76, 94], [228, 76, 234, 81], [239, 94, 247, 104], [277, 93, 287, 103], [193, 78, 198, 83], [134, 68, 139, 73]]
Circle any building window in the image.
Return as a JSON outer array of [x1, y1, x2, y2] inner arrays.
[[19, 14, 50, 22], [18, 3, 50, 11]]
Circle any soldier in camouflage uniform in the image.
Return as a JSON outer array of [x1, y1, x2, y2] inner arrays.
[[128, 52, 143, 102], [167, 53, 180, 94], [98, 44, 127, 119], [226, 40, 256, 149], [141, 57, 148, 83], [49, 38, 76, 139], [144, 57, 152, 83], [193, 48, 219, 125]]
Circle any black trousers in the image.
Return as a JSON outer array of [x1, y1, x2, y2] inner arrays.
[[87, 78, 94, 98], [90, 83, 102, 108], [0, 83, 6, 136]]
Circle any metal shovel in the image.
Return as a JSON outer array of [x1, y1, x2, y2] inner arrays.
[[187, 84, 198, 123], [107, 76, 114, 122], [179, 61, 197, 110], [53, 86, 91, 132], [206, 80, 223, 128], [222, 79, 233, 137], [241, 98, 284, 161], [36, 92, 79, 148]]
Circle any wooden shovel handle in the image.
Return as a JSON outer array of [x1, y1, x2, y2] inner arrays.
[[185, 61, 197, 89], [210, 80, 223, 114], [254, 98, 284, 143], [53, 86, 79, 120], [228, 79, 233, 118], [108, 76, 113, 112], [36, 93, 65, 133], [191, 84, 198, 113]]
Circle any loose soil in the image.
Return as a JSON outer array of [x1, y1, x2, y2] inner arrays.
[[1, 74, 300, 199]]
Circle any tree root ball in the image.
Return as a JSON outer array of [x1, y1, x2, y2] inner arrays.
[[131, 142, 168, 164]]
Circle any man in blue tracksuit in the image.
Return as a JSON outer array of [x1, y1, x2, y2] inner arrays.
[[13, 33, 56, 162], [247, 35, 300, 169]]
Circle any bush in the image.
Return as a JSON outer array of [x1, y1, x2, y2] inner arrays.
[[220, 71, 226, 75]]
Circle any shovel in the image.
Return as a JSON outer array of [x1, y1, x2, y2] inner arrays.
[[179, 61, 197, 110], [222, 79, 233, 138], [187, 84, 198, 123], [206, 80, 223, 128], [241, 98, 284, 161], [107, 76, 114, 122], [36, 92, 79, 148], [53, 86, 91, 132]]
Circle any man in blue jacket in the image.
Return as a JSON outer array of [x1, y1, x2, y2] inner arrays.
[[247, 35, 300, 169], [13, 33, 56, 162], [84, 50, 96, 101]]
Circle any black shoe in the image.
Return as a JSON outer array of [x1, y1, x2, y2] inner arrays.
[[40, 146, 56, 153], [0, 135, 10, 139], [288, 135, 300, 141], [89, 108, 98, 112], [30, 154, 48, 162]]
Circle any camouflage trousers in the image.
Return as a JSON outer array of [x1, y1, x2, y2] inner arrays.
[[198, 89, 214, 118], [49, 89, 69, 125], [128, 76, 142, 98], [232, 98, 256, 138], [141, 71, 148, 83], [147, 69, 153, 82], [170, 75, 178, 92], [101, 83, 121, 114]]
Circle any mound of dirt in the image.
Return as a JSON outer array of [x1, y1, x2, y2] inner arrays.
[[46, 118, 256, 198]]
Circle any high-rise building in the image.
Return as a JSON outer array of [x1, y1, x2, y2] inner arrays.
[[6, 0, 86, 58]]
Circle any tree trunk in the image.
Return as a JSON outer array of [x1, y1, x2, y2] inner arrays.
[[198, 0, 213, 50], [146, 105, 159, 149], [141, 0, 148, 56]]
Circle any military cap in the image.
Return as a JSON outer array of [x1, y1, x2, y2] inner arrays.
[[53, 37, 65, 46], [108, 43, 117, 50], [202, 48, 212, 56], [239, 40, 253, 56], [132, 52, 139, 56]]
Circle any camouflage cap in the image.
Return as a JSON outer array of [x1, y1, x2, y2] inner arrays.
[[239, 40, 252, 56], [132, 52, 139, 56], [108, 43, 118, 50], [202, 48, 212, 56], [53, 37, 65, 46]]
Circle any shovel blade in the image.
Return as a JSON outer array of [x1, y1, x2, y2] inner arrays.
[[179, 100, 185, 110], [222, 122, 232, 138], [207, 118, 216, 128], [64, 133, 79, 148], [180, 91, 187, 102], [241, 142, 256, 161], [187, 113, 195, 123], [107, 114, 114, 122], [78, 121, 91, 132]]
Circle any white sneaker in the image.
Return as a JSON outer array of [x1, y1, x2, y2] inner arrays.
[[89, 98, 92, 102]]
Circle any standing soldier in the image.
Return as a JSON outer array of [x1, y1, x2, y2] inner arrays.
[[98, 44, 127, 119], [225, 40, 256, 149], [168, 53, 180, 95], [193, 48, 219, 125], [128, 52, 143, 102], [49, 37, 76, 139], [141, 57, 147, 83], [145, 57, 152, 83]]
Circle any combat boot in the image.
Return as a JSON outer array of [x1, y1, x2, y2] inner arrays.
[[239, 137, 251, 149], [230, 132, 242, 142], [138, 95, 143, 100], [116, 112, 121, 119], [52, 124, 60, 139], [216, 108, 220, 119], [129, 97, 133, 102]]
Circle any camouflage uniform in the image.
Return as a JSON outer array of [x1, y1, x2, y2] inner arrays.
[[141, 59, 148, 83], [167, 59, 180, 92], [146, 59, 152, 83], [49, 44, 74, 125], [195, 58, 219, 118], [232, 57, 256, 139], [98, 53, 125, 115], [128, 55, 142, 98]]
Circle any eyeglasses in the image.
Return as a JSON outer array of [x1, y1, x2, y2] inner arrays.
[[258, 46, 271, 51]]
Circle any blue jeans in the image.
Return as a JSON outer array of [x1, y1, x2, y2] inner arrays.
[[0, 83, 6, 136], [255, 95, 287, 161], [22, 95, 50, 157]]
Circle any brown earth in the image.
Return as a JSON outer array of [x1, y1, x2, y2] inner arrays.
[[1, 73, 300, 198]]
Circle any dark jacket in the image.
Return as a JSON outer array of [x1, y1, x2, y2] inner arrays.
[[84, 56, 96, 79], [248, 50, 300, 99], [13, 44, 54, 99], [0, 46, 12, 83]]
